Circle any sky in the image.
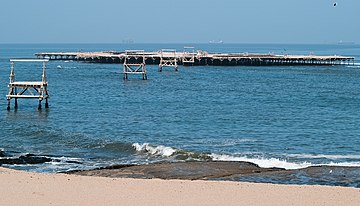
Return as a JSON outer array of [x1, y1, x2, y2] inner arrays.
[[0, 0, 359, 44]]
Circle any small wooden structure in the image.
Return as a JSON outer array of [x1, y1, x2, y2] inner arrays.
[[159, 49, 178, 72], [6, 59, 49, 110], [182, 46, 195, 65], [123, 50, 147, 80]]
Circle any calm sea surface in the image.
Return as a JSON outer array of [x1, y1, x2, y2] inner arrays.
[[1, 43, 360, 186]]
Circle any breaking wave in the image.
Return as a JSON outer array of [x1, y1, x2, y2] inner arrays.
[[210, 154, 312, 170], [131, 142, 360, 170], [132, 143, 176, 157], [285, 153, 360, 160]]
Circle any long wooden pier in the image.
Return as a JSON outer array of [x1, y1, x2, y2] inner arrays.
[[35, 50, 355, 66]]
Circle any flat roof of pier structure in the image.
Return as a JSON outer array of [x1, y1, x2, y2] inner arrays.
[[124, 50, 159, 57], [209, 53, 354, 61], [35, 52, 80, 57], [35, 52, 78, 56], [77, 51, 159, 58], [77, 52, 120, 58], [210, 53, 278, 59], [279, 54, 354, 59], [10, 59, 49, 62], [209, 52, 353, 58], [9, 81, 44, 87]]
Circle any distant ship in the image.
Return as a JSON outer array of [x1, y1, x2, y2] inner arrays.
[[122, 39, 134, 44], [337, 40, 355, 45], [209, 39, 223, 44]]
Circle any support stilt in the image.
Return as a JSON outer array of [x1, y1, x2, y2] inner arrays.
[[142, 73, 147, 80], [14, 98, 18, 109], [38, 100, 42, 110], [7, 100, 10, 111], [45, 99, 49, 108]]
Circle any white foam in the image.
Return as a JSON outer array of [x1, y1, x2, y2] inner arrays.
[[210, 153, 360, 170], [132, 143, 176, 157], [285, 153, 360, 160], [210, 154, 312, 169], [207, 138, 256, 147], [321, 162, 360, 167], [347, 62, 360, 68], [50, 156, 83, 163], [346, 65, 360, 68]]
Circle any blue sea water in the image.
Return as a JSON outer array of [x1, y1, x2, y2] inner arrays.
[[1, 43, 360, 186]]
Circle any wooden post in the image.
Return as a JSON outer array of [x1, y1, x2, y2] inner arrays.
[[14, 98, 18, 109], [38, 99, 42, 110], [42, 62, 47, 84], [7, 62, 15, 110], [9, 62, 15, 84]]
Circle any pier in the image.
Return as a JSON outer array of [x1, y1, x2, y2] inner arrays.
[[35, 50, 355, 66]]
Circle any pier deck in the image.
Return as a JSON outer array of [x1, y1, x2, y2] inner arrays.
[[35, 50, 355, 66]]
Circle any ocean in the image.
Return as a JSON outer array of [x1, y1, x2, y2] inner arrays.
[[1, 43, 360, 186]]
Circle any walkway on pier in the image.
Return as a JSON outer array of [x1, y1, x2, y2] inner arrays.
[[35, 50, 355, 66]]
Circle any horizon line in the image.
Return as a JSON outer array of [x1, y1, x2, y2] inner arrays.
[[0, 42, 358, 45]]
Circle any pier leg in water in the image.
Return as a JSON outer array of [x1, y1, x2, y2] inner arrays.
[[143, 74, 147, 80], [38, 100, 42, 110], [14, 98, 18, 109], [7, 99, 10, 111], [158, 66, 162, 72], [45, 98, 49, 108]]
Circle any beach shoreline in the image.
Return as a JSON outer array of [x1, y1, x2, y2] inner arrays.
[[1, 166, 359, 206]]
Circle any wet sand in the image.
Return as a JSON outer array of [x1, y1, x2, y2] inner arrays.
[[1, 166, 359, 206]]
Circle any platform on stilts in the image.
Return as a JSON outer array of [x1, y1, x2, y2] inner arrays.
[[159, 49, 178, 72], [6, 59, 49, 110], [182, 47, 196, 66], [122, 50, 147, 80]]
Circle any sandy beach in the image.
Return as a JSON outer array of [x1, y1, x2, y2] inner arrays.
[[1, 167, 359, 206]]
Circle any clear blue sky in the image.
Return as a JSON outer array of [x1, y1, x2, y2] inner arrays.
[[0, 0, 358, 44]]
